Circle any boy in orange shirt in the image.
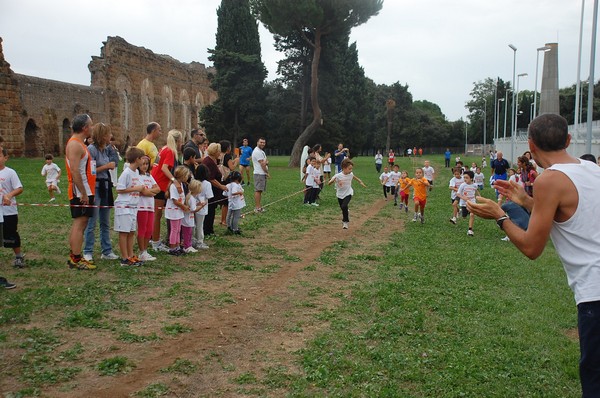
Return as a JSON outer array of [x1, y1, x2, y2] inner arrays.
[[406, 168, 430, 224], [396, 170, 410, 213]]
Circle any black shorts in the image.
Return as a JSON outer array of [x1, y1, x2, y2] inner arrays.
[[154, 190, 166, 201], [2, 214, 20, 248], [70, 196, 95, 219], [461, 206, 470, 218]]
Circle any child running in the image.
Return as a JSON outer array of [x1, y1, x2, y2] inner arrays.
[[165, 166, 192, 256], [136, 156, 160, 262], [114, 147, 145, 266], [328, 158, 366, 229], [384, 165, 401, 205], [0, 148, 25, 268], [225, 171, 245, 234], [41, 154, 61, 202], [474, 166, 485, 191], [406, 168, 430, 223], [379, 166, 390, 200], [397, 170, 410, 213], [456, 170, 479, 236], [448, 166, 464, 224]]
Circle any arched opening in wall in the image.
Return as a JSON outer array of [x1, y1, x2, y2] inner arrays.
[[24, 118, 41, 157], [62, 119, 71, 154]]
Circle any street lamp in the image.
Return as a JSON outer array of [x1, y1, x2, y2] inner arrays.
[[512, 72, 528, 163], [497, 98, 505, 141], [533, 46, 551, 120], [482, 98, 487, 157], [509, 44, 517, 165], [503, 88, 512, 140]]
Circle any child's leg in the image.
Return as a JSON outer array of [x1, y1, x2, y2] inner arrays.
[[182, 226, 193, 248], [169, 219, 182, 248], [391, 186, 397, 204], [127, 231, 136, 258], [194, 214, 205, 243], [232, 209, 241, 231], [48, 184, 54, 199], [338, 195, 352, 222], [452, 199, 459, 217], [118, 232, 128, 259], [382, 185, 387, 198], [304, 186, 311, 203], [226, 207, 233, 229], [469, 213, 475, 229], [419, 201, 426, 216]]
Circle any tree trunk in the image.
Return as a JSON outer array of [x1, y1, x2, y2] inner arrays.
[[233, 108, 239, 151], [288, 29, 322, 167]]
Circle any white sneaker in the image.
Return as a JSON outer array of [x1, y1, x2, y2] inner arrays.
[[49, 197, 56, 202], [412, 214, 418, 222], [101, 252, 119, 260], [449, 217, 457, 225], [55, 185, 61, 194], [197, 243, 209, 250], [398, 203, 403, 210], [83, 253, 94, 262], [151, 241, 170, 252], [501, 236, 510, 241], [183, 246, 198, 253], [468, 230, 474, 236], [342, 222, 349, 229], [138, 251, 157, 261], [311, 203, 319, 207]]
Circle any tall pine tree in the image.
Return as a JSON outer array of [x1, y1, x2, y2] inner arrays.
[[203, 0, 267, 146]]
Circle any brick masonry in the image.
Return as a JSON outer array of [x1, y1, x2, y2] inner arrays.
[[0, 36, 216, 157]]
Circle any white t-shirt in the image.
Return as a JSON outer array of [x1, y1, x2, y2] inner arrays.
[[114, 167, 141, 215], [306, 164, 320, 188], [332, 171, 354, 199], [387, 171, 401, 187], [226, 182, 246, 210], [182, 195, 197, 228], [41, 163, 61, 183], [195, 180, 213, 216], [375, 154, 383, 164], [449, 176, 464, 200], [474, 172, 485, 187], [138, 173, 157, 212], [380, 172, 389, 184], [423, 166, 435, 182], [252, 147, 267, 175], [165, 183, 184, 220], [323, 157, 332, 173], [0, 167, 23, 216], [457, 182, 478, 207]]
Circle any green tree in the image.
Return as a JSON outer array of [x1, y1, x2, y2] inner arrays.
[[252, 0, 383, 166], [204, 0, 267, 146]]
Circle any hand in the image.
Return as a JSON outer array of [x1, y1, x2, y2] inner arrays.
[[2, 196, 11, 206], [466, 196, 504, 220], [106, 162, 116, 170], [80, 195, 90, 205], [493, 179, 528, 207]]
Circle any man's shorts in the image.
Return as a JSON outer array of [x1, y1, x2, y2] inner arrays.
[[2, 214, 20, 248], [254, 174, 267, 192], [70, 196, 95, 218], [460, 206, 470, 218], [114, 213, 137, 233], [154, 190, 166, 201]]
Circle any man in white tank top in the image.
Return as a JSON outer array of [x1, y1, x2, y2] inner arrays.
[[467, 114, 600, 397]]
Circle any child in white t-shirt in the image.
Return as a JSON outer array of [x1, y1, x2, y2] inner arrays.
[[114, 148, 145, 266], [384, 165, 401, 205], [448, 167, 464, 225], [379, 166, 390, 200], [165, 166, 192, 256], [193, 164, 212, 250], [474, 167, 485, 191], [181, 180, 204, 253], [137, 156, 160, 262], [226, 171, 246, 234], [323, 153, 332, 180], [41, 153, 61, 202], [328, 158, 366, 229], [456, 170, 479, 236], [304, 157, 321, 206]]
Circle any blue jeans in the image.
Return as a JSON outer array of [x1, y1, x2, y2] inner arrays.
[[501, 202, 530, 230], [578, 301, 600, 397], [83, 185, 113, 256]]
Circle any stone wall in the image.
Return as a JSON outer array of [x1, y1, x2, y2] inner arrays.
[[0, 36, 216, 157]]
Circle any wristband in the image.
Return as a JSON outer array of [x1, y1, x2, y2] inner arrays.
[[170, 177, 175, 182], [496, 214, 510, 230]]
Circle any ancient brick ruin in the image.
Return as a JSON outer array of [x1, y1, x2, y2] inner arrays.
[[0, 36, 216, 157]]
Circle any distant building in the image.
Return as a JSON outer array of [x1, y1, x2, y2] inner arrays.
[[0, 36, 216, 156]]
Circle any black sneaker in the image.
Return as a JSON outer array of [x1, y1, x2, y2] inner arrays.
[[168, 248, 181, 256], [0, 277, 16, 289], [13, 255, 25, 269]]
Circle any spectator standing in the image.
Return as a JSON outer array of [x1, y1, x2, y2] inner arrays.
[[252, 138, 269, 212], [136, 122, 162, 165], [239, 138, 254, 186]]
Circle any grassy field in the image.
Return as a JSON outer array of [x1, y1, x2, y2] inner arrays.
[[0, 154, 580, 397]]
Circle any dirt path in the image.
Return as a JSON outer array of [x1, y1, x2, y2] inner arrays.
[[41, 197, 403, 397]]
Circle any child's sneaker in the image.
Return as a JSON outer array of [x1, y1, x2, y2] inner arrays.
[[68, 257, 96, 270], [120, 258, 132, 267], [420, 214, 425, 224], [405, 205, 408, 213], [449, 217, 457, 225], [129, 256, 143, 266], [13, 255, 25, 269], [183, 246, 198, 254], [138, 251, 157, 261], [0, 277, 16, 289], [49, 197, 56, 202], [342, 222, 349, 229], [196, 243, 209, 250], [468, 230, 474, 236], [168, 248, 182, 256], [501, 236, 510, 241], [398, 203, 404, 211], [412, 213, 418, 222]]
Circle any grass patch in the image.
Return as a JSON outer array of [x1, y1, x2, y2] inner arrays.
[[97, 356, 136, 376]]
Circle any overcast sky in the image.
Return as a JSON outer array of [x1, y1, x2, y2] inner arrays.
[[0, 0, 597, 121]]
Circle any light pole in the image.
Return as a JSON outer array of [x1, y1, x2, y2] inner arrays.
[[575, 0, 586, 130], [493, 78, 499, 146], [464, 120, 468, 155], [503, 89, 512, 140], [482, 98, 487, 157], [512, 73, 528, 162], [533, 46, 551, 120], [509, 44, 517, 165], [497, 98, 505, 141]]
